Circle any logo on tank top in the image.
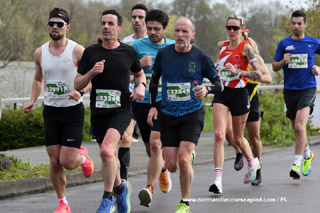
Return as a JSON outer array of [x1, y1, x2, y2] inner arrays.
[[63, 59, 71, 63], [188, 61, 196, 73], [233, 54, 241, 62]]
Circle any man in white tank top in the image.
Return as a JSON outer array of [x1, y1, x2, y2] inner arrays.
[[23, 7, 93, 213]]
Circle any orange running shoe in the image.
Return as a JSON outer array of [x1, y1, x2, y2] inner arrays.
[[54, 200, 71, 213], [138, 185, 154, 207], [159, 168, 172, 193], [79, 147, 94, 178]]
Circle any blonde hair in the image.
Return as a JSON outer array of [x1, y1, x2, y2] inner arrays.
[[226, 15, 259, 54]]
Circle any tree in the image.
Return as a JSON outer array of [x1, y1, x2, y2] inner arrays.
[[0, 0, 29, 68]]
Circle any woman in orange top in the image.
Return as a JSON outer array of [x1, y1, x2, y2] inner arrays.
[[209, 15, 262, 194]]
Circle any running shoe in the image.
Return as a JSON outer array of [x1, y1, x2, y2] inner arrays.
[[175, 203, 191, 213], [234, 152, 244, 171], [208, 181, 222, 194], [138, 186, 154, 207], [54, 200, 71, 213], [251, 164, 262, 185], [302, 150, 314, 176], [96, 198, 115, 213], [244, 157, 259, 184], [290, 164, 301, 180], [116, 181, 131, 213], [159, 168, 172, 193], [79, 147, 94, 178], [190, 150, 196, 166]]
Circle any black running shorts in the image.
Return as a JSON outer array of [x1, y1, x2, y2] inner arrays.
[[133, 102, 161, 143], [284, 87, 316, 120], [91, 110, 131, 143], [213, 86, 250, 116], [43, 103, 84, 148], [160, 106, 205, 147]]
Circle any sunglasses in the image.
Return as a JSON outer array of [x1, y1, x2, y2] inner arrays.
[[226, 25, 241, 31], [48, 21, 66, 28]]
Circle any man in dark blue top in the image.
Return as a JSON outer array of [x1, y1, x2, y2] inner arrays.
[[148, 16, 223, 213]]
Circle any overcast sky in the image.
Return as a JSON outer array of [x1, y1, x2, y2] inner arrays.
[[90, 0, 310, 10]]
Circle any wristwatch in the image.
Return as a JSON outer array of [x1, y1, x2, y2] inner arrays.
[[79, 89, 84, 96]]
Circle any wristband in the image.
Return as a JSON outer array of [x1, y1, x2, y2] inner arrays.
[[141, 82, 147, 88]]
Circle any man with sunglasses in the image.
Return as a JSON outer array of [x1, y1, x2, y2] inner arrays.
[[24, 7, 94, 213], [273, 10, 320, 180], [75, 9, 146, 213]]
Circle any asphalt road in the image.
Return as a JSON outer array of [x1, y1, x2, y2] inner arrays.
[[1, 143, 319, 213]]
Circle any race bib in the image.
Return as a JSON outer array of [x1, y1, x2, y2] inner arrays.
[[146, 73, 162, 92], [95, 89, 121, 108], [167, 82, 191, 101], [46, 81, 68, 98], [288, 54, 308, 68], [219, 68, 238, 82]]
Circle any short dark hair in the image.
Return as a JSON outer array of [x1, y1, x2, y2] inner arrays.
[[101, 9, 122, 26], [145, 9, 169, 29], [291, 10, 307, 23], [131, 4, 148, 14]]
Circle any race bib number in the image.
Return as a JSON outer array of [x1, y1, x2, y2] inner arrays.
[[167, 82, 191, 101], [288, 54, 308, 68], [95, 89, 121, 108], [146, 73, 162, 92], [219, 68, 238, 82], [46, 81, 68, 98]]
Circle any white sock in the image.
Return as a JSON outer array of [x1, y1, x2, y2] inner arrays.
[[81, 155, 86, 165], [59, 197, 68, 204], [304, 145, 311, 159], [215, 176, 222, 183], [293, 155, 303, 168]]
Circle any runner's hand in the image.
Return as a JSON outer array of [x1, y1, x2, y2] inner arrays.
[[147, 107, 158, 127]]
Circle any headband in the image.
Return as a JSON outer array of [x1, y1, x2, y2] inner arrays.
[[49, 10, 69, 24]]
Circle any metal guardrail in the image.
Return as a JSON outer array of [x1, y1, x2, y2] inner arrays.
[[0, 85, 284, 119]]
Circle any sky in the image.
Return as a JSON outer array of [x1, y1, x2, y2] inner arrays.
[[162, 0, 310, 10]]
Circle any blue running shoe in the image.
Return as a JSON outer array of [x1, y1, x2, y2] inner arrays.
[[96, 198, 115, 213], [116, 181, 132, 213]]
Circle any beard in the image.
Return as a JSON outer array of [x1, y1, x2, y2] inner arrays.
[[50, 33, 63, 41]]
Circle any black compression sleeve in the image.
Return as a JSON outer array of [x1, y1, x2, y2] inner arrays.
[[149, 73, 161, 107], [206, 75, 224, 94]]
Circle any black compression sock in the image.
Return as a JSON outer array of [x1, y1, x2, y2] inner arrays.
[[118, 147, 130, 180]]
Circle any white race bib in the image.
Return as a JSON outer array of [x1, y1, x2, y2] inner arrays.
[[95, 89, 121, 108], [46, 81, 68, 99], [288, 54, 308, 68], [167, 82, 191, 101]]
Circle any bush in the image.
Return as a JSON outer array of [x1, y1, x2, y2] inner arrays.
[[0, 107, 92, 151], [0, 108, 45, 151]]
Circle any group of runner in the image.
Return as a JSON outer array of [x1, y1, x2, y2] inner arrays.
[[24, 5, 319, 213]]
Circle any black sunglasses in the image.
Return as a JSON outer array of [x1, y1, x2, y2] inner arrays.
[[48, 21, 66, 28], [226, 25, 241, 31]]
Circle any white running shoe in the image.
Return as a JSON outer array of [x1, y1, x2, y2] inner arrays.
[[208, 180, 222, 194], [244, 157, 259, 184]]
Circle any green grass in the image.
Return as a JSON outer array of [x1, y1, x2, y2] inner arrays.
[[0, 155, 80, 182]]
